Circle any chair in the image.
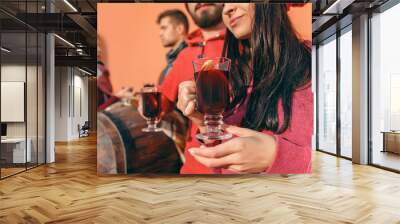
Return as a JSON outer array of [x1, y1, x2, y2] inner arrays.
[[78, 121, 90, 138]]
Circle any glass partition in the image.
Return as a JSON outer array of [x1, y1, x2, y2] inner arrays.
[[371, 3, 400, 171], [339, 27, 352, 158], [0, 1, 46, 179], [1, 30, 28, 177], [317, 35, 337, 155]]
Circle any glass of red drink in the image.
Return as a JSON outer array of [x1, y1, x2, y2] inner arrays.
[[139, 85, 162, 132], [193, 57, 232, 141]]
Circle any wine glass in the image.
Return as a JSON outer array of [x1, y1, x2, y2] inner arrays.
[[139, 85, 162, 132], [193, 57, 232, 141]]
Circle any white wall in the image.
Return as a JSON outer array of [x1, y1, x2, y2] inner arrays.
[[1, 63, 46, 164], [72, 73, 89, 138], [1, 65, 39, 138], [55, 67, 69, 141], [54, 67, 89, 141], [1, 65, 26, 138]]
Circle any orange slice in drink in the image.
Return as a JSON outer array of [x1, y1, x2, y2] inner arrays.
[[201, 59, 214, 71]]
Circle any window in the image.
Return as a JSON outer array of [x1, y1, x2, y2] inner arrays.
[[317, 36, 337, 154], [339, 27, 352, 158], [371, 2, 400, 171]]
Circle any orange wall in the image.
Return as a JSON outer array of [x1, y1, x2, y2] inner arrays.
[[288, 3, 312, 41], [97, 3, 312, 92]]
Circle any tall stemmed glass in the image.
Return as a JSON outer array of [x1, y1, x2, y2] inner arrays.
[[193, 57, 232, 141], [139, 85, 162, 132]]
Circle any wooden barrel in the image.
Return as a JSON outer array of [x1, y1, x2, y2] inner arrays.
[[97, 101, 188, 174]]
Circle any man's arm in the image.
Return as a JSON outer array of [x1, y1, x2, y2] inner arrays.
[[159, 49, 192, 115]]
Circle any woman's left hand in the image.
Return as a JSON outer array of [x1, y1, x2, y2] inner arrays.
[[188, 125, 278, 173]]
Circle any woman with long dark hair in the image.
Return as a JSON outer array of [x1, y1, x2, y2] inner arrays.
[[177, 3, 312, 174]]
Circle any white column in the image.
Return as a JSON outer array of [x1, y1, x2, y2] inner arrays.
[[45, 0, 56, 163], [46, 32, 55, 163], [352, 14, 369, 164]]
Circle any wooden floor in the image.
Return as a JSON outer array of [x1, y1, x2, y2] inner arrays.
[[1, 135, 400, 224], [1, 163, 45, 178], [372, 150, 400, 171], [1, 167, 26, 178]]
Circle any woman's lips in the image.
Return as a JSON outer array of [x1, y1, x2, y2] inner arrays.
[[230, 15, 244, 27]]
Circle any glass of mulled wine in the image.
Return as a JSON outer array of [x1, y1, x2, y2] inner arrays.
[[139, 85, 162, 132], [193, 57, 231, 141]]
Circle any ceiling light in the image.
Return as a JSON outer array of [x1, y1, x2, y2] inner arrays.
[[78, 67, 93, 76], [63, 0, 78, 12], [322, 0, 354, 15], [1, 47, 11, 53], [76, 48, 85, 55], [54, 34, 75, 48]]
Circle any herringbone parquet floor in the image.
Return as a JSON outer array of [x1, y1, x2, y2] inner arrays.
[[1, 135, 400, 224]]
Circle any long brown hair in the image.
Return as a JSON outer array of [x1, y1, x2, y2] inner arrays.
[[224, 3, 311, 133]]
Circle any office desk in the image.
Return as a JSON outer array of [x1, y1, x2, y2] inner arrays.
[[382, 131, 400, 154], [1, 138, 31, 164]]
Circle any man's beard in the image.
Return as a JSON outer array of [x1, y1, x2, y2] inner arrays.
[[190, 7, 223, 29]]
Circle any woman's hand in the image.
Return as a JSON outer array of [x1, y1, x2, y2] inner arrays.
[[177, 81, 205, 132], [188, 125, 277, 173], [115, 86, 134, 99]]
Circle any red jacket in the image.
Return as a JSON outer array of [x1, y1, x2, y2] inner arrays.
[[160, 28, 226, 101], [160, 29, 313, 174]]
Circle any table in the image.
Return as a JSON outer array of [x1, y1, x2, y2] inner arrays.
[[381, 131, 400, 154], [1, 138, 32, 164]]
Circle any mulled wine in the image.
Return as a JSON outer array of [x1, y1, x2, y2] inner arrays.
[[192, 57, 232, 141], [139, 85, 162, 132], [141, 92, 161, 119], [195, 69, 229, 114]]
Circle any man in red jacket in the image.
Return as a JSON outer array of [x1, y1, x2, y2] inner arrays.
[[155, 3, 226, 172], [159, 3, 226, 109]]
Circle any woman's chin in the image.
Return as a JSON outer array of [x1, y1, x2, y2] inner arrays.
[[231, 30, 251, 40]]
